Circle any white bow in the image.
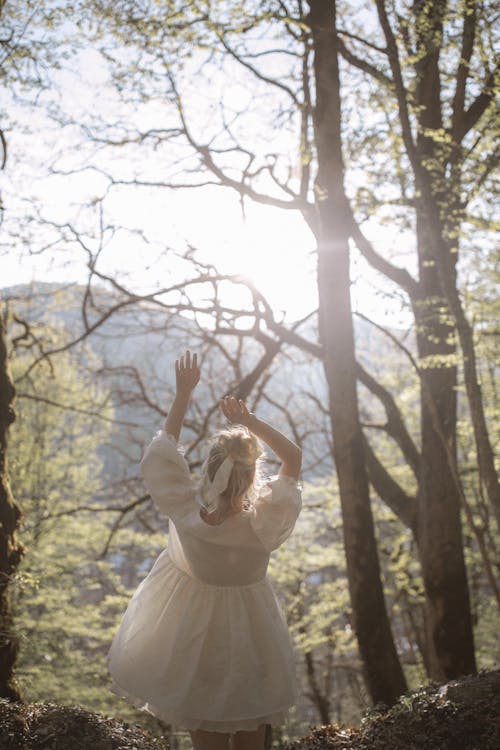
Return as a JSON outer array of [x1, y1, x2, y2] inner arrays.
[[199, 456, 234, 511]]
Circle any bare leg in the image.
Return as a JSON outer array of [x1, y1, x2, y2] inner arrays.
[[190, 730, 230, 750], [230, 725, 266, 750]]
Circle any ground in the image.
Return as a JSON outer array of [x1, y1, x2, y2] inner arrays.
[[284, 670, 500, 750], [0, 670, 499, 749], [0, 702, 169, 750]]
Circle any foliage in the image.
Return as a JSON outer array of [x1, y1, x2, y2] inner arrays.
[[3, 289, 497, 733], [271, 477, 360, 728], [1, 0, 498, 731], [8, 342, 164, 730]]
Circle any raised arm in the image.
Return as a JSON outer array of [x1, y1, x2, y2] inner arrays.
[[220, 397, 302, 479], [164, 350, 200, 441]]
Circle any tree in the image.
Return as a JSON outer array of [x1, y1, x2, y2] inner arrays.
[[0, 312, 24, 699], [334, 0, 498, 678], [0, 0, 24, 700], [0, 0, 80, 696], [2, 0, 497, 705], [306, 0, 407, 703], [8, 339, 163, 729], [57, 0, 403, 702], [73, 0, 497, 688]]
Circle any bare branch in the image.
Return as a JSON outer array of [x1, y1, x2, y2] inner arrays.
[[337, 36, 392, 87], [374, 0, 418, 170], [0, 127, 6, 169], [214, 28, 301, 106], [168, 71, 311, 213], [50, 495, 149, 519], [355, 311, 420, 373], [363, 436, 417, 531], [337, 28, 387, 55], [96, 365, 167, 418], [15, 391, 137, 427], [454, 65, 499, 142], [349, 214, 418, 295], [451, 0, 477, 138], [356, 362, 420, 477]]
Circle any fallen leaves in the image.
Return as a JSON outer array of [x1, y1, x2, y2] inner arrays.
[[0, 701, 170, 750]]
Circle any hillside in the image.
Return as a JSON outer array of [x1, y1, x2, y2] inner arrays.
[[1, 669, 498, 750], [4, 279, 399, 485]]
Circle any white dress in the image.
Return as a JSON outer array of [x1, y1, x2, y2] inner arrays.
[[108, 430, 302, 733]]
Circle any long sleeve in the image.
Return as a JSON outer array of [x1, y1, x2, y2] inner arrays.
[[250, 476, 302, 552], [140, 431, 196, 522]]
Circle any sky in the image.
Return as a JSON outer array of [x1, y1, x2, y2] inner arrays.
[[1, 31, 413, 329]]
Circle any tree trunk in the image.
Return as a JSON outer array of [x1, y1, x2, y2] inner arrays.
[[307, 0, 407, 705], [0, 313, 24, 700], [441, 268, 500, 531], [411, 229, 476, 678], [409, 0, 477, 675], [371, 0, 498, 538], [304, 649, 331, 725]]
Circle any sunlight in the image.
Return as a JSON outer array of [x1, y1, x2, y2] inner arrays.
[[193, 198, 319, 321], [2, 172, 412, 328], [104, 185, 320, 322]]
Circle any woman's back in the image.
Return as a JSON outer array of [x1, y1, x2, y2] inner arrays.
[[140, 431, 301, 586], [171, 516, 269, 586]]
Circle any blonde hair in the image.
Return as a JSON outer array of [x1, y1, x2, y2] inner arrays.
[[205, 426, 263, 523]]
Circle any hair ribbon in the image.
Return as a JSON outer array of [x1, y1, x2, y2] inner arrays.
[[199, 456, 234, 511]]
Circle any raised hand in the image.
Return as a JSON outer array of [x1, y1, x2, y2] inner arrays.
[[175, 350, 201, 396], [220, 396, 254, 427], [164, 351, 201, 441], [220, 396, 302, 479]]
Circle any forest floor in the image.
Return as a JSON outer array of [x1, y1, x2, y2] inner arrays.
[[284, 669, 500, 750], [0, 669, 498, 750]]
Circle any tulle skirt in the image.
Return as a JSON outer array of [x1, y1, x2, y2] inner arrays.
[[108, 549, 297, 732]]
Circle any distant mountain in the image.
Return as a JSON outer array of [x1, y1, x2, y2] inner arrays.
[[3, 281, 408, 482]]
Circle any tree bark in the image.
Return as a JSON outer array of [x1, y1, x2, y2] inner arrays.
[[409, 0, 477, 677], [410, 230, 476, 678], [346, 0, 478, 680], [0, 313, 24, 700], [434, 252, 500, 531], [307, 0, 407, 705]]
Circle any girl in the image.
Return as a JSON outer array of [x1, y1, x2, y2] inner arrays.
[[108, 351, 302, 750]]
